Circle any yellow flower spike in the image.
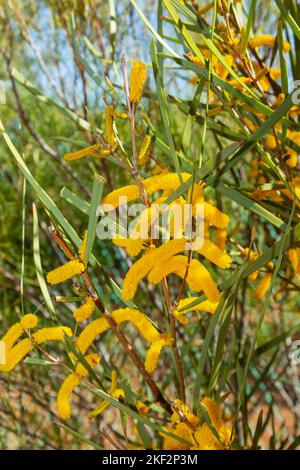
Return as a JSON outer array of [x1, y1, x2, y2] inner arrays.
[[173, 309, 189, 325], [177, 297, 218, 315], [46, 260, 85, 285], [76, 308, 160, 354], [137, 135, 151, 165], [20, 314, 38, 330], [102, 173, 191, 210], [57, 353, 100, 420], [186, 259, 221, 303], [0, 326, 72, 372], [113, 236, 144, 257], [255, 272, 272, 300], [196, 239, 232, 269], [115, 110, 128, 119], [249, 34, 290, 52], [163, 422, 193, 450], [122, 239, 186, 300], [204, 202, 229, 228], [148, 255, 188, 284], [64, 144, 112, 161], [78, 230, 88, 263], [288, 248, 300, 274], [1, 314, 39, 352], [215, 229, 227, 251], [103, 105, 115, 147], [57, 373, 80, 420], [73, 297, 96, 322], [144, 333, 173, 373], [129, 61, 147, 103]]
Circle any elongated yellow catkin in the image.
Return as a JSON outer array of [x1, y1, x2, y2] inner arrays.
[[288, 248, 300, 274], [57, 353, 100, 420], [76, 308, 160, 354], [255, 273, 272, 300], [215, 229, 227, 251], [144, 333, 173, 373], [130, 61, 147, 103], [137, 135, 151, 164], [113, 236, 144, 257], [122, 239, 186, 300], [103, 105, 115, 147], [204, 202, 229, 229], [186, 260, 220, 303], [64, 144, 111, 161], [148, 255, 188, 284], [249, 34, 290, 52], [73, 297, 96, 322], [1, 313, 38, 352], [33, 326, 72, 344], [196, 239, 232, 269], [176, 297, 218, 315], [47, 260, 85, 285]]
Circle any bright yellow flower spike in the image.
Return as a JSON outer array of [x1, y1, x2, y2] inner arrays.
[[64, 144, 111, 161], [137, 135, 151, 165], [215, 229, 227, 251], [122, 239, 186, 300], [113, 236, 145, 257], [144, 333, 173, 373], [176, 297, 218, 316], [0, 326, 72, 372], [196, 239, 232, 269], [1, 314, 38, 352], [204, 202, 229, 228], [76, 308, 160, 354], [102, 173, 191, 209], [148, 255, 188, 284], [186, 259, 220, 303], [129, 61, 147, 103], [249, 34, 290, 52], [255, 272, 272, 299], [73, 297, 96, 322], [103, 105, 115, 147], [47, 260, 85, 285], [57, 353, 100, 419], [288, 248, 300, 274]]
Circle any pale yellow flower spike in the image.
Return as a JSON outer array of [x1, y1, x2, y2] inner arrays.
[[186, 259, 220, 303], [122, 239, 186, 300], [102, 173, 192, 210], [249, 34, 290, 52], [1, 314, 38, 352], [255, 273, 272, 300], [57, 353, 100, 420], [0, 326, 72, 373], [76, 308, 160, 354], [137, 135, 151, 165], [47, 260, 85, 285], [103, 105, 115, 148], [196, 239, 232, 269], [129, 61, 147, 103], [144, 333, 173, 373], [78, 230, 88, 263], [73, 297, 96, 322], [64, 144, 111, 161]]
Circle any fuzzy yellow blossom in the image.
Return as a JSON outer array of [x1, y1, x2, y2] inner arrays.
[[1, 314, 38, 352], [249, 34, 290, 52], [144, 333, 173, 373], [288, 248, 300, 275], [73, 297, 96, 322], [113, 236, 145, 257], [78, 230, 88, 263], [64, 144, 111, 161], [204, 202, 229, 228], [137, 135, 151, 165], [215, 229, 227, 251], [129, 61, 147, 103], [57, 353, 100, 419], [0, 326, 72, 372], [196, 239, 232, 269], [173, 297, 218, 324], [47, 260, 85, 285], [103, 105, 115, 147], [76, 308, 160, 354], [102, 173, 191, 210], [122, 239, 186, 300], [255, 272, 272, 299], [163, 398, 232, 450]]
